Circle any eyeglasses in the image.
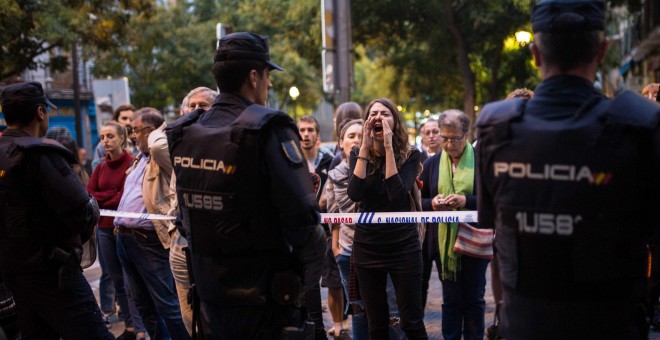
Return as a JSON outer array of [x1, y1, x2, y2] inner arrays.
[[130, 126, 153, 136], [440, 134, 466, 144]]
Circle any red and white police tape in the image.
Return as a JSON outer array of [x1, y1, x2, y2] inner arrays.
[[100, 209, 479, 224]]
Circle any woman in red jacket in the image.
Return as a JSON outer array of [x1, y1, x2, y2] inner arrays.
[[87, 121, 145, 339]]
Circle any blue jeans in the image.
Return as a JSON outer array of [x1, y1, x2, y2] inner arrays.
[[117, 229, 190, 340], [355, 251, 427, 339], [440, 255, 489, 340], [97, 228, 145, 331], [97, 230, 115, 314], [336, 254, 368, 340]]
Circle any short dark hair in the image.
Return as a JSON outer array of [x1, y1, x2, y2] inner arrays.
[[535, 31, 603, 72], [334, 102, 363, 135], [46, 127, 78, 155], [298, 115, 320, 133], [133, 107, 164, 128], [2, 102, 41, 126], [213, 60, 268, 94], [113, 104, 136, 121]]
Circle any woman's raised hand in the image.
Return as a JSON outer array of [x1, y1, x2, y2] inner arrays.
[[382, 119, 393, 150], [361, 115, 374, 150]]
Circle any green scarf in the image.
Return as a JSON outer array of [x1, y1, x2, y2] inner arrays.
[[437, 143, 474, 281]]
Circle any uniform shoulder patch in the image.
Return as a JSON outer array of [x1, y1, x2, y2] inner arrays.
[[281, 140, 303, 164]]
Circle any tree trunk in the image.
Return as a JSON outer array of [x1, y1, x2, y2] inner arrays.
[[445, 0, 476, 140], [489, 43, 503, 103]]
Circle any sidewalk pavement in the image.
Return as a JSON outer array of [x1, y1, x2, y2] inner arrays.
[[84, 260, 660, 339]]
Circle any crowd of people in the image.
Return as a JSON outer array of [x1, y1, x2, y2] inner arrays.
[[1, 0, 660, 339]]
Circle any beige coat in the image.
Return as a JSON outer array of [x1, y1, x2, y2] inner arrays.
[[125, 125, 176, 249]]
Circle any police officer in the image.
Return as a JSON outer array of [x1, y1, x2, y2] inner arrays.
[[0, 82, 113, 339], [476, 1, 660, 339], [166, 32, 325, 338]]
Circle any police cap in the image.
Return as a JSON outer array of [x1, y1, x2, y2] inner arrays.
[[214, 32, 284, 71], [0, 82, 57, 110], [531, 0, 605, 33]]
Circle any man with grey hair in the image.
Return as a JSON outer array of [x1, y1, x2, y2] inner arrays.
[[114, 107, 190, 339], [179, 87, 218, 116], [169, 87, 218, 334], [477, 0, 660, 338]]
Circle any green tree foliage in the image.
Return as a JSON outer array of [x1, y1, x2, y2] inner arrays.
[[93, 0, 324, 112], [93, 4, 217, 110], [0, 0, 152, 79], [351, 0, 538, 129], [2, 0, 645, 117], [210, 0, 324, 111]]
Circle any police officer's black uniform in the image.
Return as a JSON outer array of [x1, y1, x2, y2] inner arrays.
[[476, 2, 660, 338], [167, 33, 325, 339], [0, 82, 112, 339]]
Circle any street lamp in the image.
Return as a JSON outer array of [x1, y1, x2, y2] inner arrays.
[[289, 86, 300, 119], [289, 86, 300, 101], [515, 31, 532, 45]]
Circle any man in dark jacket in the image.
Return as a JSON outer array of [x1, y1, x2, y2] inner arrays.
[[298, 114, 345, 338], [167, 32, 325, 338], [476, 1, 660, 338], [0, 82, 112, 339]]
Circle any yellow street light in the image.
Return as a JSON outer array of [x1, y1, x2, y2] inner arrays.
[[289, 86, 300, 119], [515, 31, 532, 45], [289, 86, 300, 101]]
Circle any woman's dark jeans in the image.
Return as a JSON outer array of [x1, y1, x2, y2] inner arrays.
[[355, 250, 427, 339]]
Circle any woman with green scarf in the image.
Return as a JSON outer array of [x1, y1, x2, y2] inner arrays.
[[419, 109, 488, 340]]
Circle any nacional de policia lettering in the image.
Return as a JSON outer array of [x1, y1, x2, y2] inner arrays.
[[322, 211, 478, 225]]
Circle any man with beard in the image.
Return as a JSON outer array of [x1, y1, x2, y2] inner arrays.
[[298, 115, 347, 338], [298, 115, 333, 199]]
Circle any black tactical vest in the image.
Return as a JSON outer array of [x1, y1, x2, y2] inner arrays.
[[0, 136, 78, 273], [168, 104, 301, 306], [477, 91, 660, 300]]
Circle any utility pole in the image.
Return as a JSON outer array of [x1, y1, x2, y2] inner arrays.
[[336, 0, 352, 104], [323, 0, 353, 104], [72, 42, 83, 147]]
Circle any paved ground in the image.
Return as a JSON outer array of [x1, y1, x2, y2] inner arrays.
[[84, 260, 660, 339], [83, 259, 460, 338]]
